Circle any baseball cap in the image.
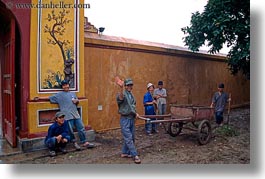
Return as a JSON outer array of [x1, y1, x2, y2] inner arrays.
[[55, 111, 65, 118], [61, 80, 69, 86], [218, 83, 224, 88], [124, 78, 133, 86]]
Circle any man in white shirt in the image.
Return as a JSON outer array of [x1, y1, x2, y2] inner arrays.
[[154, 81, 168, 132], [154, 81, 167, 116]]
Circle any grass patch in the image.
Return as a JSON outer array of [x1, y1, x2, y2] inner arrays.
[[215, 125, 239, 137]]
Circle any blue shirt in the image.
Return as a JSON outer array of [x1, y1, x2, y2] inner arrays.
[[49, 91, 80, 120], [45, 121, 70, 142], [212, 92, 229, 112], [143, 92, 156, 115]]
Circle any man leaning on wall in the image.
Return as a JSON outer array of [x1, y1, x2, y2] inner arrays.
[[34, 80, 95, 151]]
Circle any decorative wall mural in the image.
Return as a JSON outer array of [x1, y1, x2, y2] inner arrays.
[[38, 0, 79, 92]]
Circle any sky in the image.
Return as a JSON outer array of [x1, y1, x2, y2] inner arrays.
[[84, 0, 230, 54]]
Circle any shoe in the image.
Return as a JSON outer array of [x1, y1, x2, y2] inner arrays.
[[87, 143, 95, 149], [49, 150, 56, 157], [121, 154, 132, 158], [152, 130, 159, 133], [133, 155, 141, 164], [59, 147, 67, 154], [74, 142, 81, 151], [217, 123, 224, 127], [146, 133, 153, 136], [83, 142, 95, 149]]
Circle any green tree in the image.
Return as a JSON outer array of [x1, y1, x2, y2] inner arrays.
[[181, 0, 250, 79]]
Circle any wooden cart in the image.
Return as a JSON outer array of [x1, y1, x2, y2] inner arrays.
[[138, 104, 214, 145]]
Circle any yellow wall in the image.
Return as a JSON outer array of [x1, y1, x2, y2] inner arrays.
[[27, 1, 249, 135], [27, 99, 88, 134], [28, 0, 87, 136], [30, 0, 85, 96], [84, 34, 250, 132]]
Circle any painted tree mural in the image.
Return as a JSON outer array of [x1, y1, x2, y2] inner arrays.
[[43, 8, 75, 87]]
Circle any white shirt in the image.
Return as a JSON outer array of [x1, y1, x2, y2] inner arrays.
[[154, 88, 167, 104]]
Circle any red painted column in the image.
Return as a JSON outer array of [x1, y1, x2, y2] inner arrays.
[[1, 0, 31, 138]]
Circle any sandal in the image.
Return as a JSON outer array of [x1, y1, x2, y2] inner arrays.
[[133, 155, 141, 164], [121, 154, 132, 158], [83, 142, 95, 149], [74, 142, 81, 151]]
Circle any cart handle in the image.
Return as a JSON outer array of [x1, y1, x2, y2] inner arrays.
[[140, 114, 171, 119], [137, 115, 151, 121]]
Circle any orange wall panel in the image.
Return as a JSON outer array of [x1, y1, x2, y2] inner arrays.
[[84, 35, 250, 131]]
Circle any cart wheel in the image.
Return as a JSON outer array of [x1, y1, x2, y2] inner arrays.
[[197, 120, 212, 145], [168, 122, 183, 137], [191, 122, 198, 128]]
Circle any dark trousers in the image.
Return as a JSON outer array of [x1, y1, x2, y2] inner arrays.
[[215, 111, 224, 124], [45, 137, 67, 151]]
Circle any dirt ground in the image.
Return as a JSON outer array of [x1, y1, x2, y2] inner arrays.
[[1, 107, 249, 164]]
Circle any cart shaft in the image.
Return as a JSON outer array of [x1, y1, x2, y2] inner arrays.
[[140, 114, 171, 119], [137, 115, 192, 123]]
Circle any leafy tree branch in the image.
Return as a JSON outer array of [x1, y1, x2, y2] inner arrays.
[[182, 0, 250, 79]]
